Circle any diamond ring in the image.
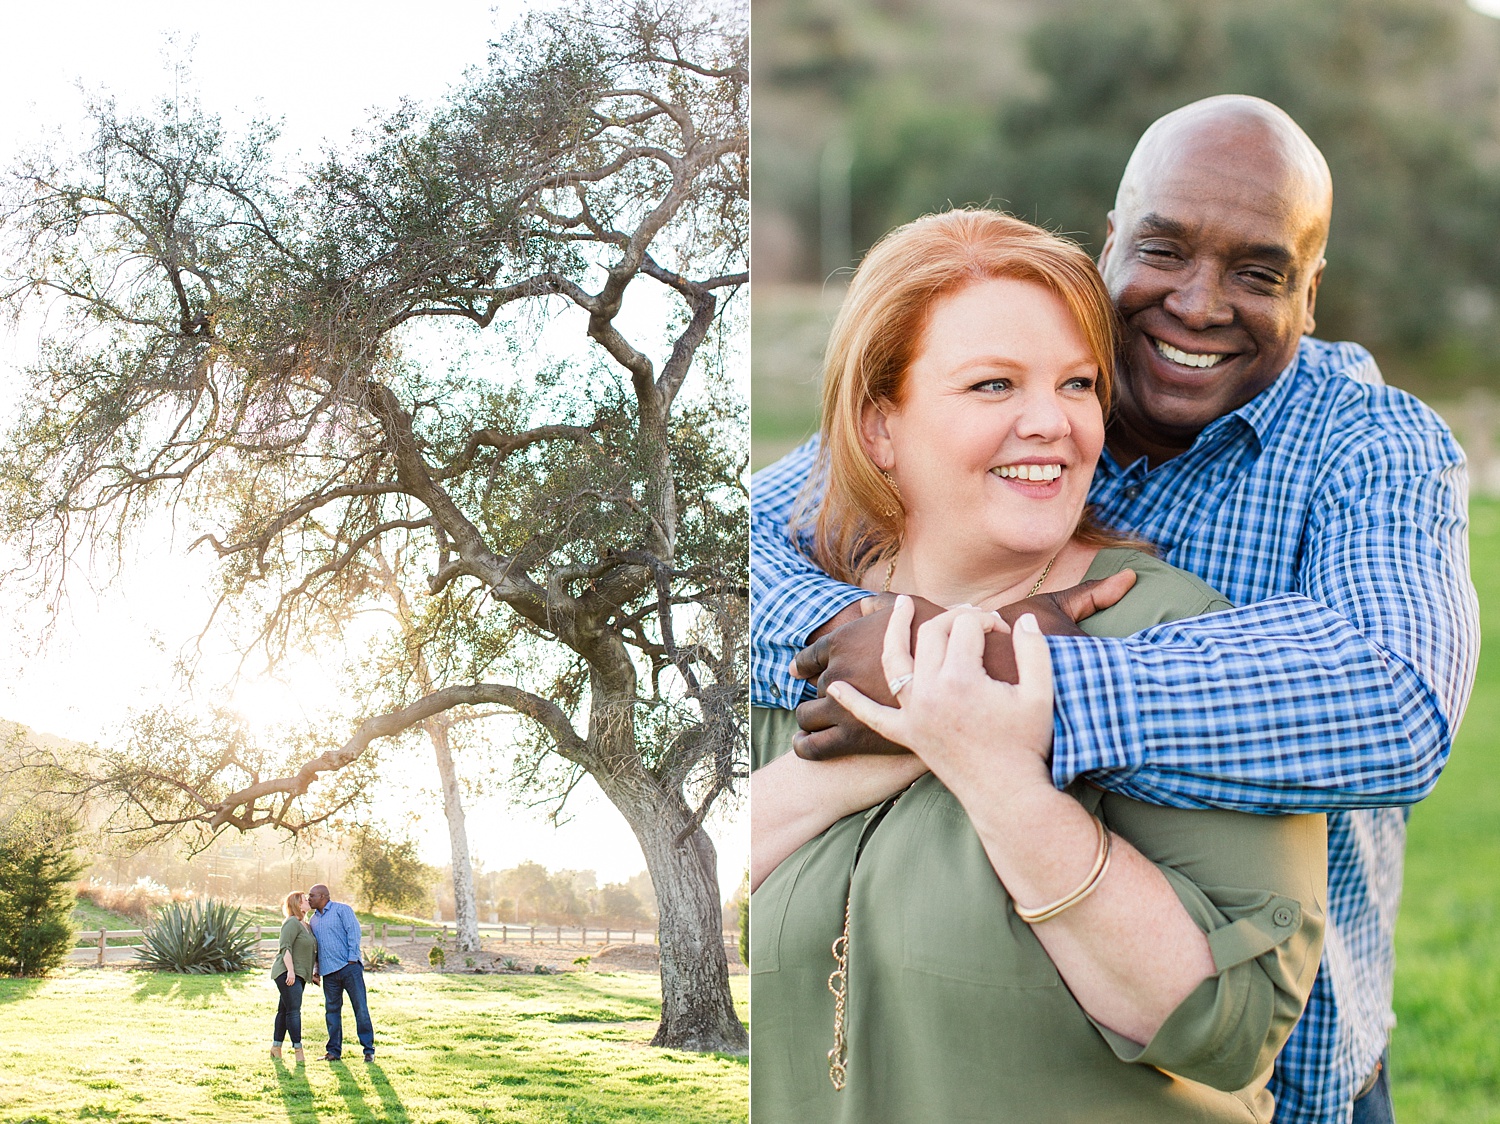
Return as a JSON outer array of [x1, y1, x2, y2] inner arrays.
[[887, 673, 914, 697]]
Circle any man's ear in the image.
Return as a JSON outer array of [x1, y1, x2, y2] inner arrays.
[[860, 399, 895, 471], [1097, 210, 1119, 272], [1303, 257, 1326, 336]]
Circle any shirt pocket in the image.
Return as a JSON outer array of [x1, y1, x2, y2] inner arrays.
[[749, 847, 810, 976], [888, 782, 1060, 989], [751, 810, 870, 976]]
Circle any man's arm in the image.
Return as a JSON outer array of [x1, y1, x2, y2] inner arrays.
[[750, 436, 872, 709], [1050, 425, 1478, 813], [339, 904, 362, 966]]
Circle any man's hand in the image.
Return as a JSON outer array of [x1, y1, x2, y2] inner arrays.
[[790, 570, 1136, 760], [792, 593, 944, 760], [997, 569, 1137, 636]]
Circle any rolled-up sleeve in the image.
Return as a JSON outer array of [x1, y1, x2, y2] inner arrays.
[[1084, 792, 1327, 1092]]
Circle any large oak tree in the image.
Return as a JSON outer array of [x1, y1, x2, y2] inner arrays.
[[1, 0, 747, 1050]]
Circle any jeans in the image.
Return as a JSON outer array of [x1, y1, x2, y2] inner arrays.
[[1351, 1050, 1394, 1124], [322, 960, 374, 1058], [273, 974, 305, 1047]]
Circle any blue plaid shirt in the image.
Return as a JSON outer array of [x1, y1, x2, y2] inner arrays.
[[750, 337, 1479, 1124], [309, 900, 364, 976]]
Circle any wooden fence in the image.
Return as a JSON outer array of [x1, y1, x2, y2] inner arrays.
[[72, 921, 673, 967]]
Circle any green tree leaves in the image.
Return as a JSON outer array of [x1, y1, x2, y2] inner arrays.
[[348, 826, 438, 916], [0, 811, 85, 977]]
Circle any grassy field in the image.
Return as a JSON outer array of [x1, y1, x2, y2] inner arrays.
[[0, 969, 747, 1123], [748, 283, 834, 470], [1390, 496, 1500, 1121]]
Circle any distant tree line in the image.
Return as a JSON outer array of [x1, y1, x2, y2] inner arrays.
[[756, 0, 1500, 386], [445, 860, 658, 928]]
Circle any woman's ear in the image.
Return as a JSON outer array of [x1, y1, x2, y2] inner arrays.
[[860, 399, 896, 471]]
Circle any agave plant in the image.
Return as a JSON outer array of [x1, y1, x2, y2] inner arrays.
[[363, 945, 401, 970], [134, 899, 259, 974]]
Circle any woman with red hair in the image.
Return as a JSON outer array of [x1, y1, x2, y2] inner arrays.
[[750, 210, 1325, 1122]]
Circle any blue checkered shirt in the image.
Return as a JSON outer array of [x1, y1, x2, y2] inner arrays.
[[750, 337, 1479, 1124], [309, 900, 364, 976]]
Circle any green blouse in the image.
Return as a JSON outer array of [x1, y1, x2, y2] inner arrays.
[[273, 916, 318, 983], [750, 549, 1327, 1123]]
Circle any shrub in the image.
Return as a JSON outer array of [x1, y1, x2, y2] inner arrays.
[[499, 956, 521, 971], [363, 945, 401, 970], [348, 826, 437, 915], [737, 876, 749, 967], [0, 812, 85, 977], [135, 900, 258, 973], [428, 945, 446, 969]]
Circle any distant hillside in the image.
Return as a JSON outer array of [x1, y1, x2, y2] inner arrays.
[[1, 717, 88, 756]]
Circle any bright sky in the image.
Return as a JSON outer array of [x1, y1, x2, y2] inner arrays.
[[0, 0, 747, 895]]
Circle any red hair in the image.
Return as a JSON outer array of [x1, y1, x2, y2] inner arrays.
[[796, 209, 1136, 584]]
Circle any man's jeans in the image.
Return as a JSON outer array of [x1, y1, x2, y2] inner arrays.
[[273, 975, 305, 1047], [1351, 1050, 1394, 1124], [322, 960, 374, 1059]]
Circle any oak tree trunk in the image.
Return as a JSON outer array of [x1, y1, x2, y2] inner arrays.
[[599, 771, 746, 1053], [427, 716, 481, 953]]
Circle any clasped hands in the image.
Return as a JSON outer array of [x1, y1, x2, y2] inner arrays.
[[790, 570, 1137, 762]]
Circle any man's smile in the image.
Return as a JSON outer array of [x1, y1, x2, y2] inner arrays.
[[1151, 337, 1230, 369]]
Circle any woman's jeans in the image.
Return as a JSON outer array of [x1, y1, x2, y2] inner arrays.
[[274, 974, 305, 1047]]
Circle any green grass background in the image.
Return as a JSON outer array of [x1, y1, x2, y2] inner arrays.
[[69, 903, 461, 950], [0, 970, 748, 1123], [1391, 496, 1500, 1121]]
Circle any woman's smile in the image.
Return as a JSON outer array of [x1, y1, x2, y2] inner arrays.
[[861, 276, 1105, 598]]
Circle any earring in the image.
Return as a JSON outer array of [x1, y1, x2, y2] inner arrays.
[[879, 470, 902, 518]]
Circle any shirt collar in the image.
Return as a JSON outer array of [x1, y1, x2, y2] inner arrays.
[[1228, 341, 1307, 446], [1100, 341, 1307, 477]]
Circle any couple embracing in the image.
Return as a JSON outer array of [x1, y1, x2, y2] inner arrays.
[[750, 96, 1478, 1123], [269, 884, 375, 1065]]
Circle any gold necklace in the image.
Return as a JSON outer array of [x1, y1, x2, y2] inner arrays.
[[881, 551, 1057, 599], [834, 551, 1054, 1091]]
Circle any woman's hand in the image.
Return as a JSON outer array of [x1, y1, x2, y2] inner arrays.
[[286, 970, 296, 987], [835, 597, 1218, 1046], [827, 597, 1056, 806]]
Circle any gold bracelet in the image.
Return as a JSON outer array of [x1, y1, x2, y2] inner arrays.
[[1013, 813, 1112, 925]]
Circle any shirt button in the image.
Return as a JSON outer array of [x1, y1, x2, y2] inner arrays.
[[1124, 486, 1141, 499], [1273, 906, 1295, 927], [770, 683, 782, 699]]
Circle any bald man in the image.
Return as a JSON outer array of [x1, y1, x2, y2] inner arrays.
[[750, 96, 1478, 1123], [306, 883, 375, 1062]]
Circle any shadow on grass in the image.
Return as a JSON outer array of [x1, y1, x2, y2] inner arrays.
[[0, 977, 47, 1004], [364, 1061, 408, 1122], [328, 1059, 407, 1123], [272, 1057, 319, 1124], [130, 970, 248, 1004], [528, 974, 662, 1019]]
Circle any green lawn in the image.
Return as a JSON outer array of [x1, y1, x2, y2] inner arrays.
[[0, 970, 748, 1123], [69, 901, 149, 948], [1390, 497, 1500, 1121], [749, 283, 835, 470]]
